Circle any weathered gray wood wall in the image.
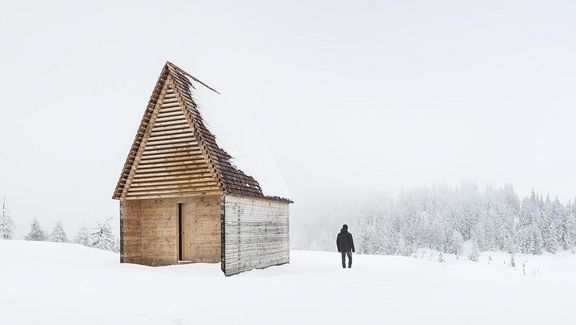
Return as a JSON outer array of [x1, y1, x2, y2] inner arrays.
[[222, 195, 290, 276]]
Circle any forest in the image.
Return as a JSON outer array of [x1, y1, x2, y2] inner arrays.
[[299, 184, 576, 258]]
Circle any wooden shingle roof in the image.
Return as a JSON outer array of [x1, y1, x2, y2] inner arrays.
[[113, 61, 291, 203]]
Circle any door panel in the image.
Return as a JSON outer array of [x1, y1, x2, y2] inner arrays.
[[182, 203, 195, 261], [179, 197, 221, 263]]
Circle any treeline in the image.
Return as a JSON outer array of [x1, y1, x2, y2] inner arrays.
[[302, 184, 576, 256], [23, 218, 119, 252], [0, 198, 119, 252]]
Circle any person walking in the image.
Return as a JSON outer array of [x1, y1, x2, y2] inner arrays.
[[336, 224, 355, 268]]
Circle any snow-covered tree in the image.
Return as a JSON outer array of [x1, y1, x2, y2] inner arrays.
[[540, 196, 560, 253], [91, 218, 118, 252], [445, 229, 463, 255], [559, 201, 576, 250], [0, 197, 15, 239], [25, 218, 46, 241], [395, 232, 411, 256], [74, 225, 92, 247], [49, 221, 69, 242], [469, 240, 480, 262]]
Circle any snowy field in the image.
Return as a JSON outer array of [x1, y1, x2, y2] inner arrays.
[[1, 241, 575, 325]]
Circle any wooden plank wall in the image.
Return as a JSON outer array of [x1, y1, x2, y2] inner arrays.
[[181, 195, 221, 262], [123, 79, 221, 200], [120, 200, 142, 264], [222, 195, 290, 276], [120, 195, 221, 266]]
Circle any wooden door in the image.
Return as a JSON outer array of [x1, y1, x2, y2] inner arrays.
[[179, 198, 221, 263], [181, 203, 196, 261]]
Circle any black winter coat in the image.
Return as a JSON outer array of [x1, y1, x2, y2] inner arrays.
[[336, 229, 355, 252]]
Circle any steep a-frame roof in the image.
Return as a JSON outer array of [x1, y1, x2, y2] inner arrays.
[[113, 62, 290, 201]]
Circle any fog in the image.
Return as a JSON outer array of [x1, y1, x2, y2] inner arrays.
[[1, 1, 576, 242]]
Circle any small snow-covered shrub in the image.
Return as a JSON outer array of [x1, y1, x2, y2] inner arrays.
[[522, 261, 526, 276], [509, 254, 516, 267], [468, 250, 479, 262], [437, 252, 445, 263]]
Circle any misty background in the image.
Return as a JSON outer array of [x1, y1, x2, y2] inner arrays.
[[1, 1, 575, 248]]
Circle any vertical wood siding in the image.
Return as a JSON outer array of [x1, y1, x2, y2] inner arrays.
[[181, 196, 221, 262], [120, 200, 143, 264], [222, 195, 290, 276], [120, 196, 221, 266], [140, 199, 179, 266]]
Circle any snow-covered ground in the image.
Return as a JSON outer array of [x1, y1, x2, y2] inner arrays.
[[1, 240, 575, 325]]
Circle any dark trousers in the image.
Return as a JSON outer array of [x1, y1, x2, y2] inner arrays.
[[341, 251, 352, 268]]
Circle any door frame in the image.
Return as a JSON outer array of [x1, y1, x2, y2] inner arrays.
[[178, 202, 184, 261]]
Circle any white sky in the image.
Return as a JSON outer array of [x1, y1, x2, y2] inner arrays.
[[1, 0, 576, 237]]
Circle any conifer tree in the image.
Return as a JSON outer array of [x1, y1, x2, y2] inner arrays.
[[530, 224, 543, 255], [559, 201, 576, 250], [91, 218, 118, 252], [469, 240, 480, 262], [541, 196, 559, 253], [49, 221, 69, 242], [74, 225, 92, 247], [0, 197, 15, 240], [395, 232, 410, 256], [25, 218, 46, 241]]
